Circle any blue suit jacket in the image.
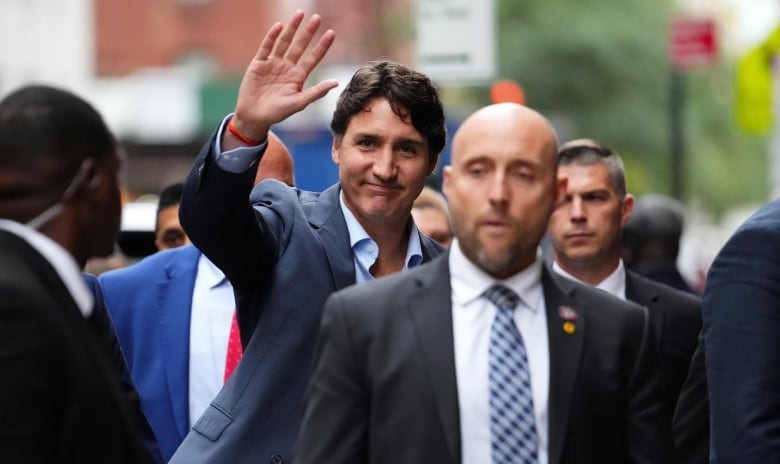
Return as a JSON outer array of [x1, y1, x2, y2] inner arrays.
[[170, 134, 444, 464], [704, 197, 780, 463], [99, 244, 201, 461]]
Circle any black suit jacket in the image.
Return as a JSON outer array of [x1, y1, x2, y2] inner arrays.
[[297, 254, 674, 464], [625, 271, 702, 426], [0, 230, 148, 463]]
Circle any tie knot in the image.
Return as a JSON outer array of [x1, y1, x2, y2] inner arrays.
[[483, 284, 520, 313]]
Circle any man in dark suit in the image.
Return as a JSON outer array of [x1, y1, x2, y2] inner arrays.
[[169, 11, 446, 464], [296, 103, 674, 463], [0, 85, 149, 462], [703, 196, 780, 463], [546, 139, 702, 446]]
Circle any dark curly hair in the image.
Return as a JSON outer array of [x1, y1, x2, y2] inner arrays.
[[330, 60, 447, 163]]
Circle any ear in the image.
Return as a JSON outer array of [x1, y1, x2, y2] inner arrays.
[[620, 193, 635, 227], [426, 156, 438, 176], [442, 166, 452, 198], [554, 176, 568, 207], [331, 138, 340, 165]]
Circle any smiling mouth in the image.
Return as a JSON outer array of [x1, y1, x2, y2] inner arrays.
[[364, 183, 400, 194]]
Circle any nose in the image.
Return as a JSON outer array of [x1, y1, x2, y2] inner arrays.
[[487, 173, 509, 205], [569, 197, 586, 223], [372, 146, 397, 182]]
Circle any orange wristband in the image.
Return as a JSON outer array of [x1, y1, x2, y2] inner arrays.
[[227, 117, 261, 146]]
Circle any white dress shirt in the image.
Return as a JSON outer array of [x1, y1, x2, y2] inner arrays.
[[0, 219, 93, 317], [552, 259, 627, 300], [450, 239, 550, 464], [188, 254, 235, 425]]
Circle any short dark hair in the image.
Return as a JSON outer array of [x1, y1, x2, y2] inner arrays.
[[330, 60, 447, 163], [157, 182, 183, 213], [557, 138, 627, 198], [0, 85, 115, 187]]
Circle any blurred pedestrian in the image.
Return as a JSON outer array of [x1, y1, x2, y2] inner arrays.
[[0, 84, 149, 462], [412, 185, 453, 247], [623, 193, 698, 294], [703, 196, 780, 463]]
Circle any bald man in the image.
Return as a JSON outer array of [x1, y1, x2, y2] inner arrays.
[[296, 103, 673, 464], [97, 132, 294, 461]]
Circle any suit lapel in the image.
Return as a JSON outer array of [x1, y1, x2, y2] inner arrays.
[[157, 245, 201, 437], [625, 271, 663, 343], [308, 185, 356, 289], [542, 268, 585, 464], [405, 254, 461, 463]]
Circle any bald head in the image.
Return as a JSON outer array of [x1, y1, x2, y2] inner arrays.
[[255, 131, 295, 187], [443, 103, 564, 278], [451, 103, 557, 167]]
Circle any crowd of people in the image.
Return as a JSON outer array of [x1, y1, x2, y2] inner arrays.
[[0, 9, 776, 464]]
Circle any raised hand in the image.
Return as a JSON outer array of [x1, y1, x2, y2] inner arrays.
[[228, 11, 338, 147]]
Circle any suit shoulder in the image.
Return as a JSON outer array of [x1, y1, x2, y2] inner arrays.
[[100, 245, 198, 285], [550, 271, 646, 318], [629, 272, 701, 307]]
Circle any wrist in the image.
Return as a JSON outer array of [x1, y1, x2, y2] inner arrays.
[[227, 116, 266, 146]]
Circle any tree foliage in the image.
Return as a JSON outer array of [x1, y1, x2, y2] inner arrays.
[[480, 0, 769, 216]]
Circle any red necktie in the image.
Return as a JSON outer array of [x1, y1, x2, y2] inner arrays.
[[224, 311, 242, 383]]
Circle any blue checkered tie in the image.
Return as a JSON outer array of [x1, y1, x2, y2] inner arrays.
[[484, 284, 539, 464]]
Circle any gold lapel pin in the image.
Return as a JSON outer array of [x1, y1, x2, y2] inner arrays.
[[563, 321, 576, 334]]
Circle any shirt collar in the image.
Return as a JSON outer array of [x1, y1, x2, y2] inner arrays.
[[339, 191, 423, 271], [449, 238, 544, 312], [551, 259, 627, 300], [0, 218, 93, 317], [197, 253, 228, 290]]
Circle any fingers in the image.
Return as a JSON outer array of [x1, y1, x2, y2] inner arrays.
[[298, 29, 336, 75], [271, 10, 305, 59], [255, 22, 283, 61], [299, 79, 340, 107], [284, 14, 322, 63]]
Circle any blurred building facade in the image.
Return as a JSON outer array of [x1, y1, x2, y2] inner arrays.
[[0, 0, 413, 198]]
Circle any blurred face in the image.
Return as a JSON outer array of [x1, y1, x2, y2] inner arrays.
[[412, 206, 453, 248], [443, 105, 564, 279], [548, 163, 633, 273], [332, 98, 436, 230], [155, 204, 190, 250]]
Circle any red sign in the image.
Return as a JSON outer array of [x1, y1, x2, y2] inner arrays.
[[670, 18, 717, 69]]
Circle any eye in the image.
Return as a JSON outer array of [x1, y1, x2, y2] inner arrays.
[[397, 143, 419, 155], [583, 192, 608, 202], [356, 138, 377, 149]]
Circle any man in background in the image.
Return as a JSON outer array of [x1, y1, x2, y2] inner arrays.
[[546, 138, 701, 450], [412, 185, 453, 247], [623, 193, 698, 294], [154, 182, 189, 251]]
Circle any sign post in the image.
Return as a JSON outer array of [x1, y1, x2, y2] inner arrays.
[[668, 18, 718, 200]]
